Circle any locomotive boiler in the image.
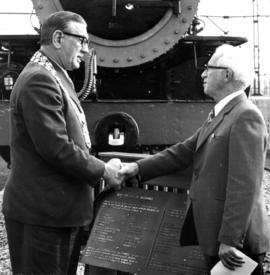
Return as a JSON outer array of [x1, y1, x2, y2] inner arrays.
[[0, 0, 247, 163]]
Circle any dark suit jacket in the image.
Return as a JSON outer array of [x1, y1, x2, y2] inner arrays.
[[137, 93, 270, 256], [3, 53, 105, 227]]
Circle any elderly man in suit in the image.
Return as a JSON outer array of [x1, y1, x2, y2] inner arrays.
[[2, 11, 123, 275], [120, 44, 270, 274]]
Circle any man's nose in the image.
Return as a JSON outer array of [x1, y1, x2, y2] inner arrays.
[[201, 70, 206, 79], [81, 43, 90, 54]]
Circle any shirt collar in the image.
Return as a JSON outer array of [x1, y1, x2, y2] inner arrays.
[[214, 90, 244, 117]]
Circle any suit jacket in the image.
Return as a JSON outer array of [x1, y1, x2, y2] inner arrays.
[[3, 53, 105, 227], [137, 93, 270, 256]]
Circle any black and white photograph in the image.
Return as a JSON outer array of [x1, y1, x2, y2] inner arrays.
[[0, 0, 270, 274]]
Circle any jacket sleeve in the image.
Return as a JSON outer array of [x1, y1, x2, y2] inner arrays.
[[18, 69, 105, 185], [218, 107, 267, 247], [137, 128, 200, 181]]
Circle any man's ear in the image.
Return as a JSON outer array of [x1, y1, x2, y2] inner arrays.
[[224, 68, 233, 81], [52, 30, 62, 49]]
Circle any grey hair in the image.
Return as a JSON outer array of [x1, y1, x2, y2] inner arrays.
[[40, 11, 87, 45], [214, 44, 254, 90]]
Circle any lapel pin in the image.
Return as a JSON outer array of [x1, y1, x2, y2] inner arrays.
[[210, 133, 215, 140]]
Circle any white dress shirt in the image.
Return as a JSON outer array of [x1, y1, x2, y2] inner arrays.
[[214, 90, 244, 117]]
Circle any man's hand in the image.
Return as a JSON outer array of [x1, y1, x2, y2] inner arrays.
[[119, 162, 139, 180], [107, 158, 122, 169], [102, 158, 124, 191], [219, 243, 244, 270]]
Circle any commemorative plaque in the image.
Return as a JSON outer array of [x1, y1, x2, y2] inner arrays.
[[81, 187, 208, 274]]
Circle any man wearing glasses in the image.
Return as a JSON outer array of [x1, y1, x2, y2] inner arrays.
[[2, 11, 123, 274], [120, 44, 270, 274]]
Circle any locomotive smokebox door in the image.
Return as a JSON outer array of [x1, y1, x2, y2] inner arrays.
[[31, 0, 200, 67]]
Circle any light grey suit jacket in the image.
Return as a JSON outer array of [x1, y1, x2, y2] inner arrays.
[[138, 93, 270, 256]]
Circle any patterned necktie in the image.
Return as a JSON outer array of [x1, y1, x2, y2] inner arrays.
[[207, 109, 215, 123]]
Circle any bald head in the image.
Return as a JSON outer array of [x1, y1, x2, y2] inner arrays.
[[202, 44, 254, 101], [213, 44, 254, 90]]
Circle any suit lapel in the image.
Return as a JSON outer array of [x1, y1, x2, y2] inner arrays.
[[196, 93, 246, 151], [50, 59, 83, 112], [196, 113, 224, 150]]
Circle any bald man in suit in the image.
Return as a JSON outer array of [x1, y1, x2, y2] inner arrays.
[[120, 44, 270, 274]]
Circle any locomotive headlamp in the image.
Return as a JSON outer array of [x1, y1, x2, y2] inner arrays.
[[125, 3, 134, 10], [188, 16, 205, 35]]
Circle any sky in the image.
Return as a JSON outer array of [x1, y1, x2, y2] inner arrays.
[[196, 0, 270, 76], [0, 0, 269, 79]]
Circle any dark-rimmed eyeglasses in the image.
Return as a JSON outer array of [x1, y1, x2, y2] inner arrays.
[[197, 64, 228, 71], [62, 31, 89, 47]]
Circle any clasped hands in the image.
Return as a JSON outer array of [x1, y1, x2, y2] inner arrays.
[[102, 158, 139, 191]]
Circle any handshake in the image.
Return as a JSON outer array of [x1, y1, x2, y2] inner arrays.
[[102, 158, 139, 191]]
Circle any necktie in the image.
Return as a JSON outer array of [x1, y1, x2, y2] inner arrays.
[[207, 109, 215, 123]]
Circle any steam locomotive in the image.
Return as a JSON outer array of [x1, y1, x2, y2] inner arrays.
[[0, 0, 248, 164], [2, 1, 270, 274]]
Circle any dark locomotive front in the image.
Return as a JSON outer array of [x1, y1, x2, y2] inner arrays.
[[0, 0, 246, 162], [0, 2, 252, 274]]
